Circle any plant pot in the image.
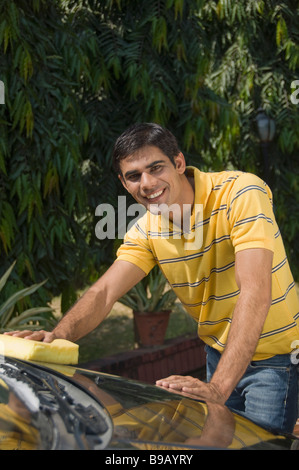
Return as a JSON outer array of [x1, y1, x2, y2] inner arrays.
[[133, 310, 171, 348]]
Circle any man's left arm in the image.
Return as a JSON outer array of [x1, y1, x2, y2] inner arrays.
[[156, 248, 273, 404], [207, 247, 273, 402]]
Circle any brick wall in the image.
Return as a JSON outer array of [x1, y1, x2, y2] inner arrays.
[[80, 334, 206, 384]]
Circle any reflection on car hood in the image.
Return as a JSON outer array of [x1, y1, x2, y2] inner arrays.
[[0, 357, 298, 450]]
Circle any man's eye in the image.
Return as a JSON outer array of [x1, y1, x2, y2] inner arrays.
[[151, 165, 162, 172], [127, 174, 139, 182]]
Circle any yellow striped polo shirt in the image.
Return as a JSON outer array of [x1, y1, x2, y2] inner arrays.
[[116, 167, 299, 360]]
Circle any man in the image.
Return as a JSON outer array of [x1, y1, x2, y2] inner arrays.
[[7, 123, 299, 433]]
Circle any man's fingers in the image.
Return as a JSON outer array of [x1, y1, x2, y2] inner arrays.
[[3, 330, 55, 343], [156, 375, 202, 391], [156, 375, 186, 388], [22, 330, 49, 342], [40, 332, 56, 343], [4, 330, 31, 338]]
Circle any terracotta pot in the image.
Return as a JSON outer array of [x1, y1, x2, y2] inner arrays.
[[133, 310, 171, 348]]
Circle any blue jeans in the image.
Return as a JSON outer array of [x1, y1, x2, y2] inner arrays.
[[205, 345, 298, 434]]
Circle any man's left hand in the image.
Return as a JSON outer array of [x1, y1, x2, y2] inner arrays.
[[156, 375, 225, 404]]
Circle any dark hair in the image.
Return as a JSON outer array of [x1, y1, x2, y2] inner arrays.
[[112, 122, 180, 174]]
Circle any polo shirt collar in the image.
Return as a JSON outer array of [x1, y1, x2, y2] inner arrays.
[[186, 166, 213, 209]]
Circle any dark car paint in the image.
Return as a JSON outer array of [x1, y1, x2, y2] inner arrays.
[[0, 356, 298, 450]]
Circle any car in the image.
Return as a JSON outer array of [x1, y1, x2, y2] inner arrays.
[[0, 355, 298, 451]]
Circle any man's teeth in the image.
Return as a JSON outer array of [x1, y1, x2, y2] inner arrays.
[[147, 190, 163, 199]]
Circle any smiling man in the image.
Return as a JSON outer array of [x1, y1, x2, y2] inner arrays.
[[6, 123, 299, 434], [119, 147, 193, 210]]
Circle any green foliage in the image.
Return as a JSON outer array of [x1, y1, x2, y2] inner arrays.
[[0, 261, 56, 332], [0, 0, 107, 311], [119, 266, 177, 313], [0, 0, 298, 325], [66, 0, 299, 280], [193, 1, 299, 278]]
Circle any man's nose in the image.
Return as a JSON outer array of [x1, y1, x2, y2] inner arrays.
[[140, 172, 157, 191]]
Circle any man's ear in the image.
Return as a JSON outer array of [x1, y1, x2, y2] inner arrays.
[[118, 173, 127, 189], [174, 152, 186, 174]]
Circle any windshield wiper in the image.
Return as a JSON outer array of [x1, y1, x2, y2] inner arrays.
[[0, 358, 113, 450], [38, 374, 110, 449]]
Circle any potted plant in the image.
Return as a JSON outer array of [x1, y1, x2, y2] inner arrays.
[[119, 265, 177, 347]]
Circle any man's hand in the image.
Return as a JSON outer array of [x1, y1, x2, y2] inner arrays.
[[4, 330, 56, 343], [156, 375, 225, 404]]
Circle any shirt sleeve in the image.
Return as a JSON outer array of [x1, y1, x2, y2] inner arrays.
[[227, 173, 277, 253], [116, 214, 156, 274]]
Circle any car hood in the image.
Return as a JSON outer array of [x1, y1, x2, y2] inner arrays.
[[0, 357, 297, 450]]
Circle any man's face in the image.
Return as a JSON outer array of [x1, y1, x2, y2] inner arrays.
[[118, 146, 189, 215]]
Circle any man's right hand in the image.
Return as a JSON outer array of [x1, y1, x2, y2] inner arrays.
[[4, 330, 56, 343]]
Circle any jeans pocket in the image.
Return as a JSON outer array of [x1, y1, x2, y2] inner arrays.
[[249, 362, 290, 372], [244, 361, 298, 433]]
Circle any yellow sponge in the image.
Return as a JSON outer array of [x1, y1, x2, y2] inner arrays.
[[0, 334, 79, 365]]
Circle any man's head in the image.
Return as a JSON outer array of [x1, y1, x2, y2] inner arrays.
[[112, 123, 180, 176], [112, 123, 194, 217]]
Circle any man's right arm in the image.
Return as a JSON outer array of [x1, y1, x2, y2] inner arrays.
[[5, 260, 146, 343]]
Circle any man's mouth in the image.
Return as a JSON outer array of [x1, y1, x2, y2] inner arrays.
[[146, 189, 164, 200]]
